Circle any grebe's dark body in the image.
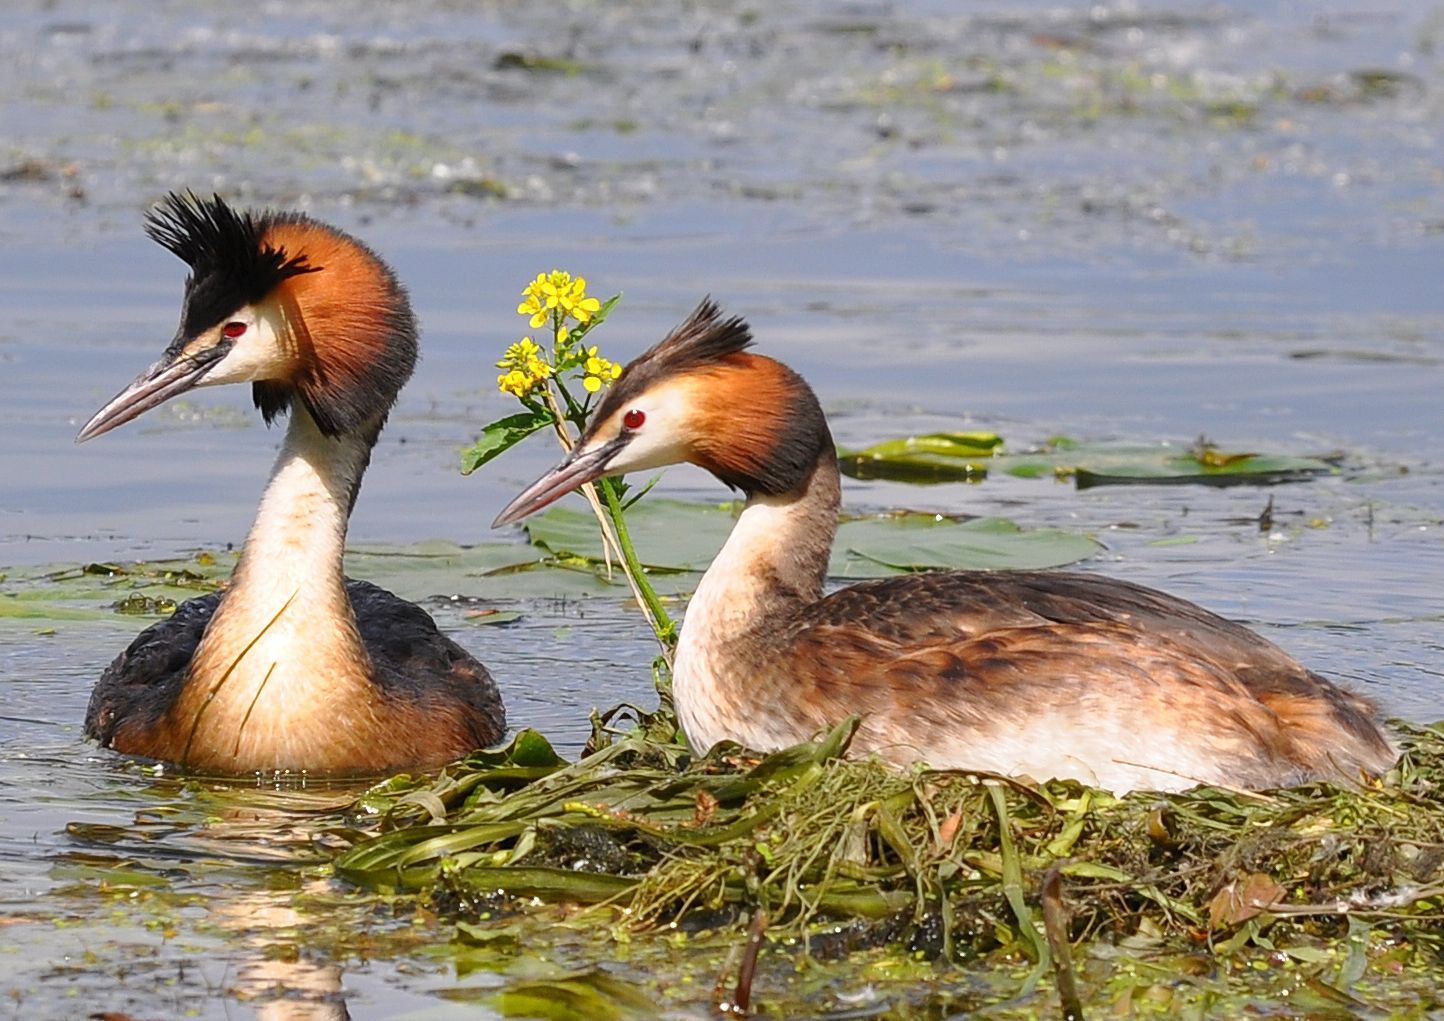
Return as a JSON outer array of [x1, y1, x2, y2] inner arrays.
[[494, 301, 1394, 793], [79, 193, 503, 774]]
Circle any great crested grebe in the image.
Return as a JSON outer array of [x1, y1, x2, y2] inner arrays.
[[77, 192, 504, 774], [494, 300, 1395, 793]]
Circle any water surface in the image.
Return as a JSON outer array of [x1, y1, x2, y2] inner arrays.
[[0, 1, 1441, 1017]]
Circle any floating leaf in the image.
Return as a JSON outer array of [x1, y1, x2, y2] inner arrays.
[[1054, 447, 1335, 488], [526, 500, 1098, 577], [463, 608, 524, 626], [0, 553, 233, 624], [524, 500, 734, 571], [0, 599, 108, 621], [830, 515, 1101, 574], [493, 969, 660, 1021], [462, 409, 557, 475], [838, 431, 1001, 483], [839, 431, 1002, 482], [345, 541, 611, 600], [1001, 437, 1337, 487], [840, 431, 1338, 487]]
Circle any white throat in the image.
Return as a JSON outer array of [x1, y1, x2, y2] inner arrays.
[[671, 455, 839, 753], [231, 404, 368, 598], [178, 404, 377, 767]]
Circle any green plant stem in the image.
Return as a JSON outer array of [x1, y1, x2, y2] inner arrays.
[[540, 383, 675, 662], [597, 475, 674, 647]]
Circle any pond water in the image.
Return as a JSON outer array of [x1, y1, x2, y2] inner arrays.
[[0, 1, 1441, 1017]]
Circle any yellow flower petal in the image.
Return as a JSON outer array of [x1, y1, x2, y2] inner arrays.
[[583, 375, 602, 393]]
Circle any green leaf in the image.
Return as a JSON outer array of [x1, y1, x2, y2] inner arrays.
[[493, 969, 659, 1021], [0, 599, 108, 621], [342, 541, 565, 599], [1003, 440, 1337, 487], [830, 515, 1101, 575], [461, 409, 556, 475], [839, 432, 1338, 487], [852, 432, 1004, 458], [526, 500, 1098, 577], [0, 553, 233, 624], [525, 499, 737, 571], [461, 728, 566, 770], [838, 432, 1002, 483]]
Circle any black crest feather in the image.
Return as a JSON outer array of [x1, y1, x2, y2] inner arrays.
[[594, 297, 751, 418], [146, 192, 318, 339], [650, 296, 753, 369]]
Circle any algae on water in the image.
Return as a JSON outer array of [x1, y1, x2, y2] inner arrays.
[[335, 709, 1444, 1018]]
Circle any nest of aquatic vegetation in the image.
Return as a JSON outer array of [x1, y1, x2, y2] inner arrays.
[[337, 708, 1444, 964]]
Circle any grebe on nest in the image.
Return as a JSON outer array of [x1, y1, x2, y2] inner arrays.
[[77, 192, 504, 774], [493, 300, 1394, 793]]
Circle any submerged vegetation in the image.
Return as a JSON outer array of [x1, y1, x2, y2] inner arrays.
[[332, 710, 1444, 1018]]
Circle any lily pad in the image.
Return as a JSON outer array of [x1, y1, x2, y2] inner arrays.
[[830, 515, 1102, 575], [493, 970, 662, 1021], [1005, 439, 1338, 488], [524, 500, 735, 571], [3, 503, 1100, 622], [838, 431, 1001, 483], [839, 433, 1338, 487], [0, 554, 234, 624], [344, 541, 549, 595], [524, 499, 1099, 577]]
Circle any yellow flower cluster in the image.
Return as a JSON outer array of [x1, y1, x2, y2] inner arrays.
[[496, 269, 621, 402], [495, 336, 552, 399], [582, 346, 622, 393], [517, 270, 602, 330]]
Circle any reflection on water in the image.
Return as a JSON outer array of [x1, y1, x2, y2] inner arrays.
[[0, 0, 1441, 1016], [214, 892, 350, 1021]]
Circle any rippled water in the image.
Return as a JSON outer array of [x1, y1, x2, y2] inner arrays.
[[1, 1, 1441, 1017]]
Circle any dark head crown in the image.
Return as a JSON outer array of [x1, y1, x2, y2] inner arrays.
[[146, 192, 318, 338], [592, 298, 752, 421]]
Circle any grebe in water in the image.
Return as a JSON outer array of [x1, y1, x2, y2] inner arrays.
[[78, 193, 504, 773], [493, 300, 1394, 793]]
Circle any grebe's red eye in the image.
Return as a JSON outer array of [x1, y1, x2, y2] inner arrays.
[[623, 409, 646, 430], [222, 321, 247, 338]]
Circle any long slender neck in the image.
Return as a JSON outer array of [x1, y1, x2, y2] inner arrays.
[[692, 448, 840, 624], [169, 403, 381, 769], [672, 447, 840, 751], [230, 403, 372, 599]]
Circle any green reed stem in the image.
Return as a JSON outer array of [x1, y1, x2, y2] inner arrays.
[[545, 378, 675, 662], [597, 475, 675, 648]]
